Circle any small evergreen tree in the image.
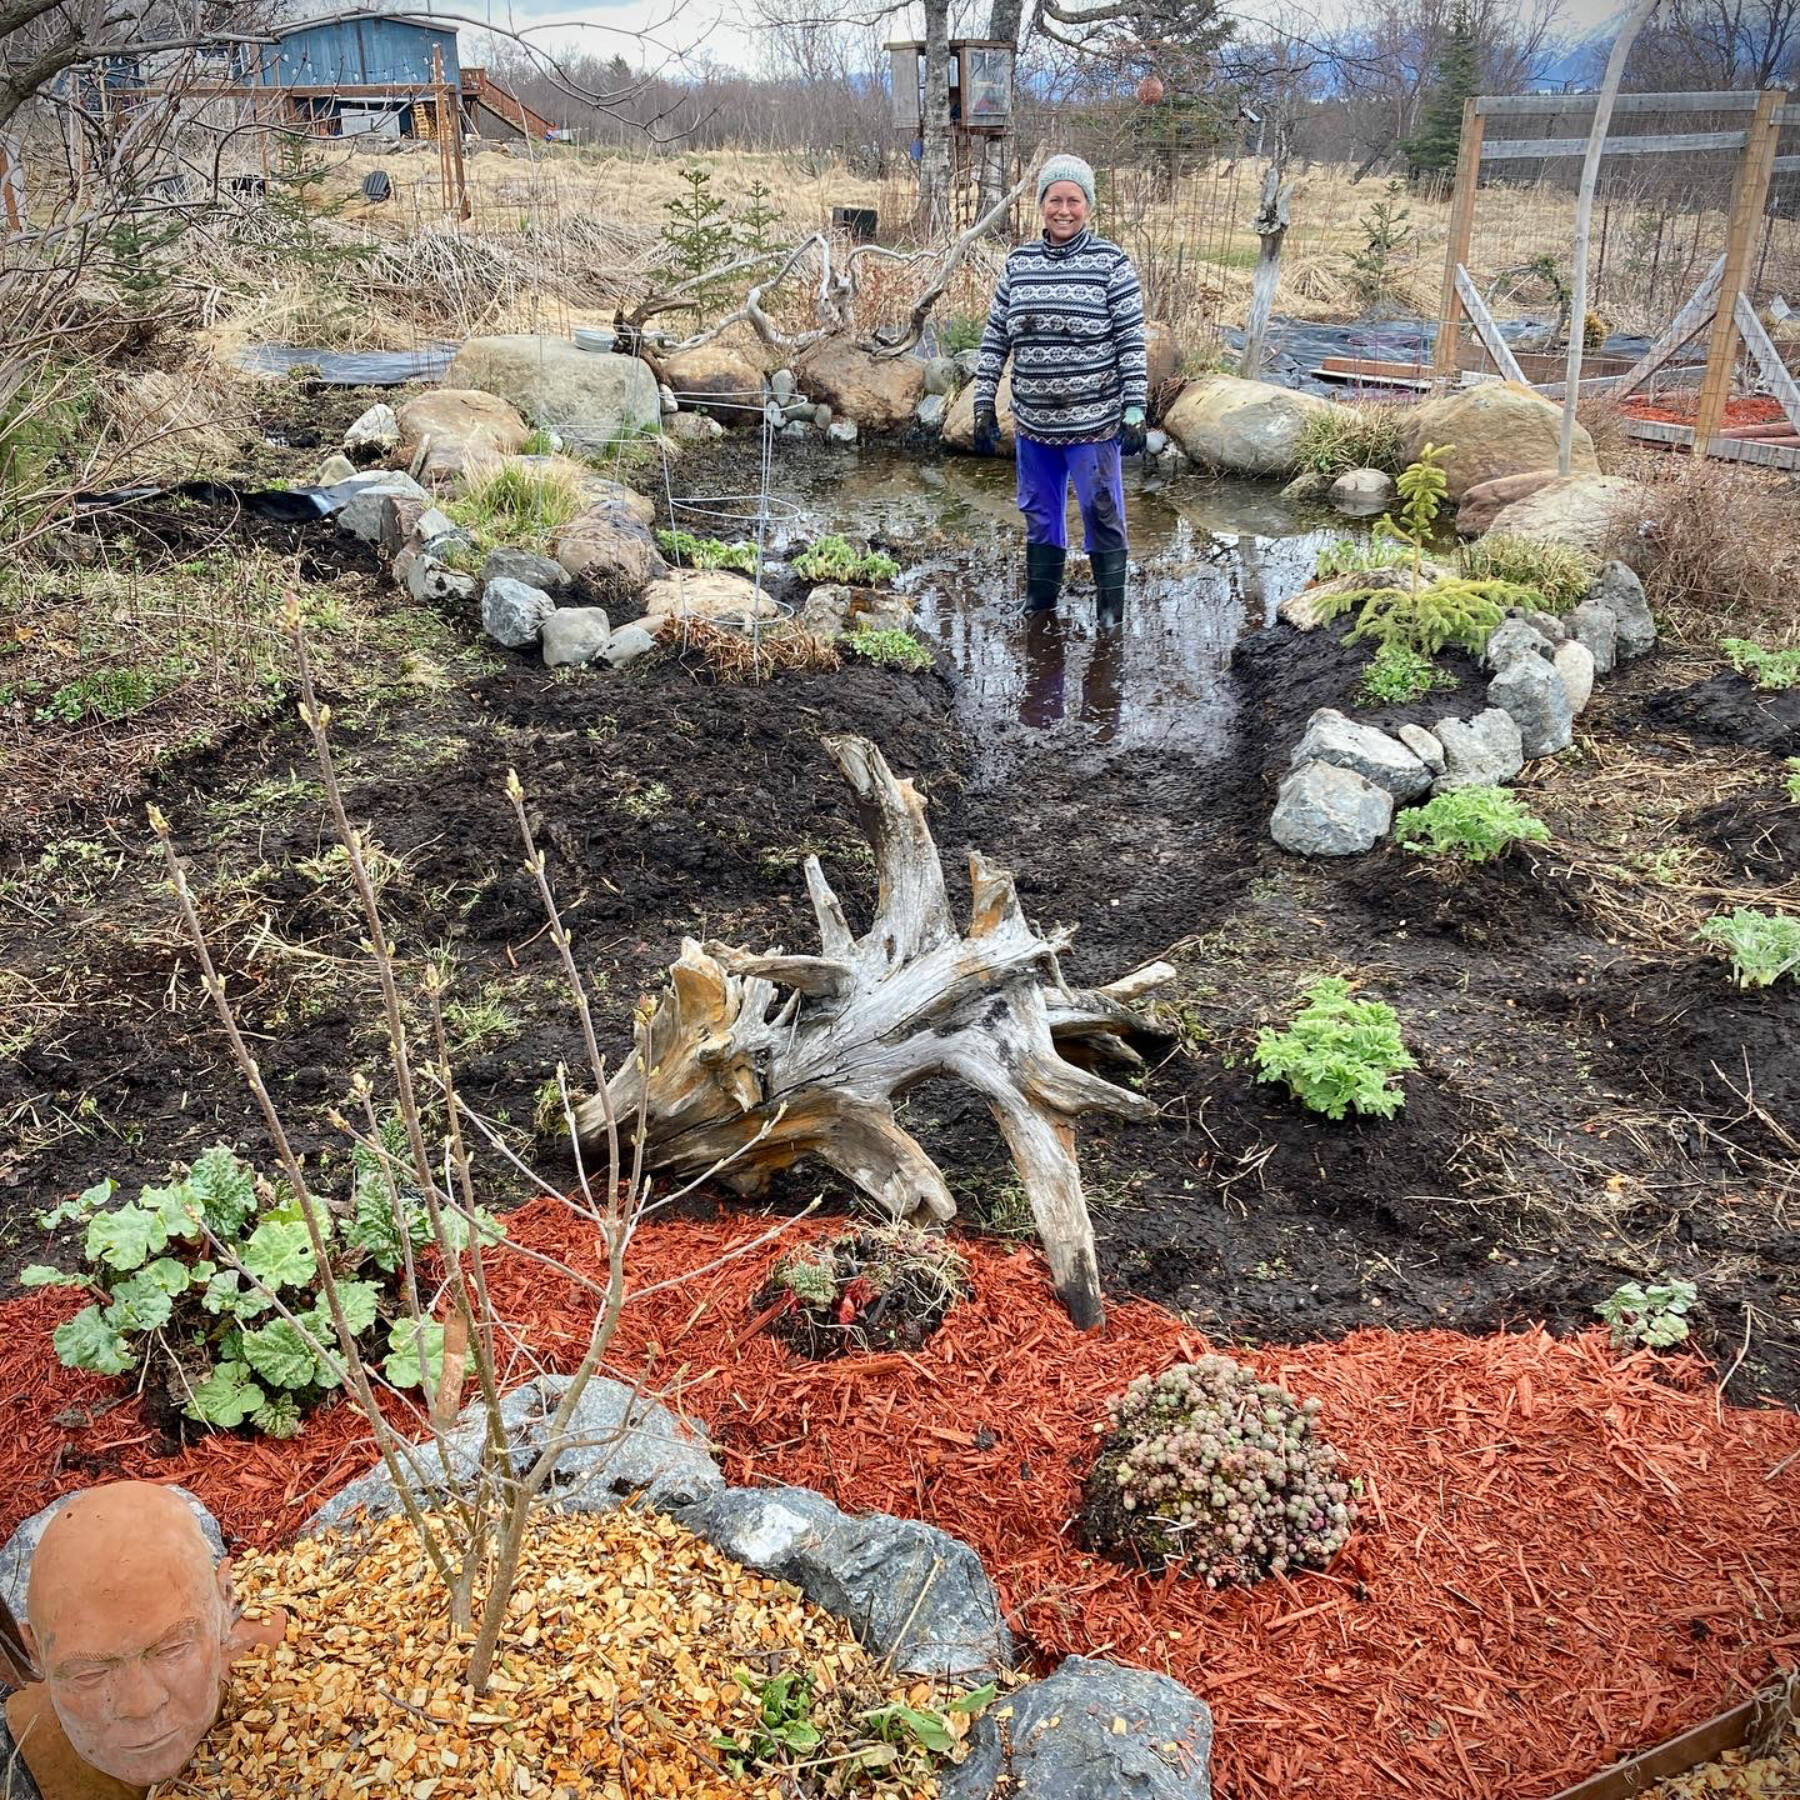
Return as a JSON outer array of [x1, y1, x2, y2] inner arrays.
[[101, 185, 187, 348], [736, 180, 783, 257], [1405, 4, 1479, 180], [659, 164, 735, 285]]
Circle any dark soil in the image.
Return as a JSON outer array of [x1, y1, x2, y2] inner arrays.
[[1642, 672, 1800, 757], [5, 449, 1797, 1414], [1687, 795, 1800, 885]]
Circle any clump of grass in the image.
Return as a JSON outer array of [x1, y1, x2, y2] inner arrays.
[[658, 616, 840, 680], [448, 456, 585, 555], [1784, 758, 1800, 804], [1456, 536, 1597, 613], [845, 627, 932, 672], [1293, 403, 1407, 477]]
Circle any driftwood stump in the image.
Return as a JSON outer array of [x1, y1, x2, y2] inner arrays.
[[576, 736, 1172, 1328]]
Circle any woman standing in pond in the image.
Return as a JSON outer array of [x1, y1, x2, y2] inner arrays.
[[970, 153, 1148, 624]]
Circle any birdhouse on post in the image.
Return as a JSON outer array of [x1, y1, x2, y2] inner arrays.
[[886, 38, 1014, 136]]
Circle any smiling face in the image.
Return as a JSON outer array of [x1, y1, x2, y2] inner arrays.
[[1040, 180, 1089, 242], [25, 1486, 233, 1787]]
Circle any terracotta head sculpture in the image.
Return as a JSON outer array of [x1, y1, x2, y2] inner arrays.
[[18, 1484, 275, 1789]]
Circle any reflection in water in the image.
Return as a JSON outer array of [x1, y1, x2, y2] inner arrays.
[[757, 451, 1358, 767]]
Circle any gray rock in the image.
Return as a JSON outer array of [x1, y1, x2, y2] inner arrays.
[[781, 399, 814, 424], [1432, 708, 1525, 793], [953, 348, 980, 379], [1271, 760, 1394, 856], [1281, 469, 1332, 500], [669, 412, 725, 444], [917, 393, 947, 431], [940, 1655, 1213, 1800], [1397, 721, 1446, 774], [1289, 707, 1431, 800], [481, 575, 556, 647], [826, 420, 859, 446], [603, 621, 660, 667], [1329, 467, 1396, 515], [1144, 428, 1170, 457], [335, 471, 429, 543], [798, 582, 854, 639], [922, 356, 959, 397], [318, 451, 357, 485], [1567, 598, 1619, 675], [1488, 653, 1573, 758], [542, 606, 611, 668], [658, 382, 678, 417], [307, 1374, 721, 1536], [343, 401, 400, 457], [668, 1485, 1014, 1681], [406, 555, 478, 606], [1523, 607, 1568, 644], [782, 420, 811, 440], [414, 505, 458, 545], [1554, 638, 1596, 714], [1484, 613, 1555, 672], [482, 545, 568, 593], [1587, 559, 1656, 659], [813, 403, 833, 430], [770, 368, 796, 404], [444, 337, 660, 455], [3, 1488, 223, 1619]]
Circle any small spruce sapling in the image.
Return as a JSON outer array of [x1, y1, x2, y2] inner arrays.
[[1252, 976, 1415, 1120]]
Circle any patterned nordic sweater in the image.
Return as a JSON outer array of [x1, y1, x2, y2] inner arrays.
[[972, 228, 1147, 445]]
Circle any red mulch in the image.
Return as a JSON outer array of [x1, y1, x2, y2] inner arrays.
[[1624, 391, 1786, 428], [4, 1201, 1798, 1800]]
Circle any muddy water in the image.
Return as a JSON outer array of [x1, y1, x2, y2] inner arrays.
[[753, 450, 1355, 770]]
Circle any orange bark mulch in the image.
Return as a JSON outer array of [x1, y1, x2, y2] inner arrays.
[[3, 1199, 1798, 1800], [1624, 391, 1786, 428]]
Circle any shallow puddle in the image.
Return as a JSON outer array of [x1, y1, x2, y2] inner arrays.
[[737, 449, 1355, 767]]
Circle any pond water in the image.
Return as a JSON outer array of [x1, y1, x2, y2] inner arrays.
[[728, 449, 1356, 767]]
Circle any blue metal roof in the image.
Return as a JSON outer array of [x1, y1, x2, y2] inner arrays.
[[254, 13, 458, 87]]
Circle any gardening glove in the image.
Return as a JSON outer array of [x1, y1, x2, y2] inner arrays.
[[972, 402, 1002, 458], [1119, 407, 1147, 457]]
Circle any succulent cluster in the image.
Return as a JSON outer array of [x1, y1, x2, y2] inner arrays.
[[760, 1225, 970, 1360], [1085, 1357, 1357, 1586]]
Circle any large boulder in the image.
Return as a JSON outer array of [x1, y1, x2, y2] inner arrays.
[[444, 337, 660, 454], [556, 482, 665, 595], [669, 1485, 1014, 1682], [940, 1655, 1213, 1800], [794, 338, 925, 433], [306, 1374, 722, 1535], [343, 401, 400, 460], [397, 388, 531, 485], [481, 576, 556, 648], [660, 344, 765, 426], [1431, 709, 1525, 793], [334, 470, 429, 543], [1485, 474, 1643, 555], [1163, 376, 1354, 478], [1455, 468, 1563, 537], [943, 372, 1015, 453], [1488, 654, 1573, 759], [1271, 761, 1394, 856], [642, 570, 781, 624], [1399, 384, 1597, 500], [1289, 708, 1432, 800], [542, 606, 611, 668]]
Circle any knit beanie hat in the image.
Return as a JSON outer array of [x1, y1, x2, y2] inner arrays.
[[1037, 154, 1095, 208]]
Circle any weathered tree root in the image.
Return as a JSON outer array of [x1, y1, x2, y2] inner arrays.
[[577, 736, 1173, 1327]]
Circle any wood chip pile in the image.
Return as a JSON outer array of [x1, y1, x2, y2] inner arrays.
[[1648, 1715, 1800, 1798], [157, 1506, 949, 1800]]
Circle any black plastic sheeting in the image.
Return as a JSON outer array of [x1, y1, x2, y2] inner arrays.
[[236, 343, 456, 386], [73, 475, 382, 522]]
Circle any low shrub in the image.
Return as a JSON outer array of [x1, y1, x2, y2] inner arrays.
[[792, 534, 900, 584], [1252, 976, 1415, 1120], [757, 1225, 970, 1359], [655, 527, 759, 574], [1085, 1356, 1358, 1584], [1456, 535, 1598, 613], [1722, 638, 1800, 692], [22, 1138, 504, 1434], [1695, 906, 1800, 989], [1293, 403, 1407, 477], [1596, 1277, 1696, 1351], [846, 626, 932, 672], [1355, 640, 1457, 706], [1393, 787, 1551, 862]]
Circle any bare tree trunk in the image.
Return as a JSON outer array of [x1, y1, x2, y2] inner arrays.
[[1240, 161, 1290, 379], [577, 736, 1173, 1330], [918, 0, 953, 234]]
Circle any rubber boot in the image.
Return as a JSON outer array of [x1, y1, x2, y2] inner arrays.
[[1091, 548, 1128, 625], [1024, 542, 1066, 615]]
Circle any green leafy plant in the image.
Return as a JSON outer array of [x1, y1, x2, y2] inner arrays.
[[1785, 758, 1800, 804], [1252, 977, 1415, 1120], [1294, 405, 1406, 477], [21, 1144, 503, 1434], [846, 626, 932, 672], [1085, 1356, 1357, 1583], [1456, 535, 1598, 613], [1392, 787, 1551, 862], [1597, 1277, 1697, 1350], [860, 1684, 995, 1761], [1355, 641, 1456, 706], [791, 535, 900, 584], [711, 1670, 821, 1772], [1722, 638, 1800, 692], [34, 662, 185, 726], [655, 527, 759, 573], [1695, 907, 1800, 989]]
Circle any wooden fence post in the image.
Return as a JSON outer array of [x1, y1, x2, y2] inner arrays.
[[1692, 89, 1783, 450], [1432, 100, 1484, 378], [1239, 163, 1290, 379]]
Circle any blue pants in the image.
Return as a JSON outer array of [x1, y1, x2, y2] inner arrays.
[[1015, 435, 1127, 554]]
